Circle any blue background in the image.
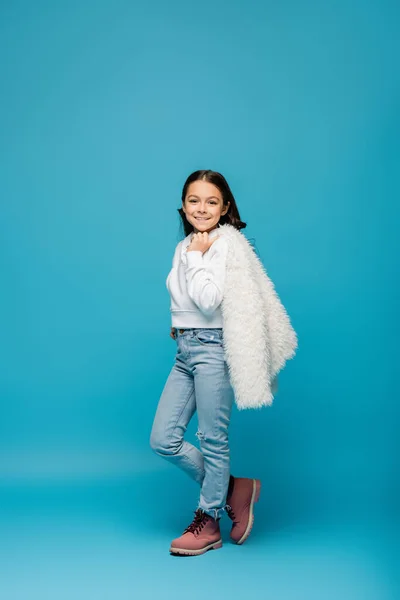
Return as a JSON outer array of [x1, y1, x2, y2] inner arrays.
[[0, 0, 398, 598]]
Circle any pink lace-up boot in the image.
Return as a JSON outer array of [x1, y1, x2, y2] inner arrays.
[[169, 509, 222, 556], [226, 476, 261, 544]]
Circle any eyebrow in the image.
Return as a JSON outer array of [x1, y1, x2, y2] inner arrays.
[[187, 195, 221, 201]]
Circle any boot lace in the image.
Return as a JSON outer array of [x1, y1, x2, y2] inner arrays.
[[184, 509, 210, 535], [226, 504, 237, 523]]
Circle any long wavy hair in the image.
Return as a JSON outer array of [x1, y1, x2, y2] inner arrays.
[[178, 170, 247, 237]]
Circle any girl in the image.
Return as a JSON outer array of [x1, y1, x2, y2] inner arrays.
[[150, 169, 297, 556]]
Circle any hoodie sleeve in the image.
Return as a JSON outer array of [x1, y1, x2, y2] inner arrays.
[[166, 242, 181, 289], [184, 237, 228, 316]]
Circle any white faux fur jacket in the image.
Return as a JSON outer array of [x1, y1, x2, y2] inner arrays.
[[218, 223, 298, 410]]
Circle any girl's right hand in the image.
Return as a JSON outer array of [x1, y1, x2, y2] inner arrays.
[[170, 327, 177, 340], [187, 232, 219, 254]]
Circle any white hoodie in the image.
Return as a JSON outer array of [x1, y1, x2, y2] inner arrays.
[[166, 227, 228, 328]]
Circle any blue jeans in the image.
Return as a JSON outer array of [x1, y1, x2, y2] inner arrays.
[[150, 328, 235, 519]]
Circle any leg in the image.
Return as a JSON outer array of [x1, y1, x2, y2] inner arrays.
[[150, 358, 205, 484], [193, 346, 235, 519]]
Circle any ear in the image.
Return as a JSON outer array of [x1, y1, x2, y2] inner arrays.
[[221, 202, 230, 216]]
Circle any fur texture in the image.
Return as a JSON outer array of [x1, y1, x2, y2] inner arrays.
[[219, 224, 298, 409]]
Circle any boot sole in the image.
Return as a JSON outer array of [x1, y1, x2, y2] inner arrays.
[[170, 539, 223, 556], [235, 478, 261, 545]]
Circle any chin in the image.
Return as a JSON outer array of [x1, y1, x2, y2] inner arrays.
[[191, 220, 218, 232]]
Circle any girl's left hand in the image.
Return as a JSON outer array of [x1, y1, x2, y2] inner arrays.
[[187, 232, 219, 254]]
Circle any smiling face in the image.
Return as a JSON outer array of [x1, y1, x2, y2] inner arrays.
[[182, 180, 230, 234]]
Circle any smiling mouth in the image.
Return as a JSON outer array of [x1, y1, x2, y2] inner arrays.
[[194, 217, 210, 221]]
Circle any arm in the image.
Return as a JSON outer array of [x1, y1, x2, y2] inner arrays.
[[185, 238, 228, 316], [166, 242, 181, 289], [167, 243, 182, 339]]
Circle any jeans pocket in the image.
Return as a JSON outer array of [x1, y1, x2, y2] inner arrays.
[[194, 329, 223, 347]]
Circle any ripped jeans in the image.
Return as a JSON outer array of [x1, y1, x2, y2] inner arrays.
[[150, 328, 235, 519]]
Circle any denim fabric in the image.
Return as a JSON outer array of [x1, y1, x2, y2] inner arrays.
[[150, 328, 234, 519]]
